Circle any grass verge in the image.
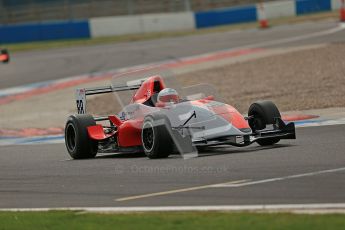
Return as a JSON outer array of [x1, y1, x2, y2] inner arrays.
[[4, 11, 338, 53], [0, 211, 344, 230]]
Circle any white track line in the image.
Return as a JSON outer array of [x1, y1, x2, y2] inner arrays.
[[116, 179, 249, 202], [211, 167, 345, 188], [240, 23, 345, 49], [2, 203, 345, 213], [115, 167, 345, 202], [178, 22, 345, 64]]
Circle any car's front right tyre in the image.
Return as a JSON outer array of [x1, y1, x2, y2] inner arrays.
[[142, 114, 173, 159]]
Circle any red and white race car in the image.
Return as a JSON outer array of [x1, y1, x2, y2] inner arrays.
[[65, 71, 295, 159], [0, 49, 10, 63]]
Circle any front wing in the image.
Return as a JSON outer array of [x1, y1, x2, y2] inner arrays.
[[192, 118, 295, 147]]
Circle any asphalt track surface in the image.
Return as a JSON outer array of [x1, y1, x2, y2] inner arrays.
[[0, 21, 345, 209], [0, 125, 344, 208], [2, 20, 345, 89]]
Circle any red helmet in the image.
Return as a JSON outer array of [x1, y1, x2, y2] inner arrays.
[[157, 88, 179, 104]]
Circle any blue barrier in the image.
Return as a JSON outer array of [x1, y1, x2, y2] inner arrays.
[[296, 0, 331, 15], [195, 5, 257, 29], [0, 0, 336, 43], [0, 20, 90, 44]]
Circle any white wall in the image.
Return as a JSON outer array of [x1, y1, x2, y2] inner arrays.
[[258, 0, 296, 20], [90, 15, 141, 37], [90, 12, 195, 38], [141, 12, 195, 33], [331, 0, 342, 10]]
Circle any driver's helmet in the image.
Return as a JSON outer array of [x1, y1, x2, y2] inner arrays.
[[157, 88, 179, 104]]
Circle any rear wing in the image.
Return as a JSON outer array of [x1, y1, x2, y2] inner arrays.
[[75, 84, 141, 115]]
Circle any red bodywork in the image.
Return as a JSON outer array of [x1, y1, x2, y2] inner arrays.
[[87, 76, 250, 148], [132, 75, 165, 104], [0, 49, 9, 63], [0, 54, 9, 62]]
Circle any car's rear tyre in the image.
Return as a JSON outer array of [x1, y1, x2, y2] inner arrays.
[[65, 114, 98, 159], [248, 100, 281, 146], [142, 114, 173, 159]]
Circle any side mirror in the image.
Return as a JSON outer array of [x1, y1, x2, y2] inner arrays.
[[0, 49, 10, 63]]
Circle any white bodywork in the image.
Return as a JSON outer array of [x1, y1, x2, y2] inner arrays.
[[119, 101, 248, 142]]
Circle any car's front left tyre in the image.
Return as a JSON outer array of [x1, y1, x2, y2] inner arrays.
[[65, 114, 98, 159], [248, 100, 281, 146]]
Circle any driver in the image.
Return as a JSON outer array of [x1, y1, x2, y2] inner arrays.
[[157, 88, 180, 106]]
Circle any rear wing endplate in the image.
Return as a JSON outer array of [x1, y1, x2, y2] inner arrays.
[[75, 84, 141, 114]]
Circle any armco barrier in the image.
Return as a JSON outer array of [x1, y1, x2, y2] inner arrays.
[[0, 20, 90, 44], [195, 5, 257, 28], [296, 0, 332, 15]]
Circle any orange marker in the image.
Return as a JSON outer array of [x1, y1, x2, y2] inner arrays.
[[258, 3, 269, 29], [341, 0, 345, 22]]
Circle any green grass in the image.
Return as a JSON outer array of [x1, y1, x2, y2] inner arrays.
[[0, 211, 344, 230], [3, 11, 339, 53]]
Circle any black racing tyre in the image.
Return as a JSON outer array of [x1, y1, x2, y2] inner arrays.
[[142, 114, 174, 159], [248, 101, 281, 146], [65, 114, 98, 159]]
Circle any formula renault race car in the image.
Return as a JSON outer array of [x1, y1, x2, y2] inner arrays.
[[0, 49, 10, 63], [65, 70, 296, 159]]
